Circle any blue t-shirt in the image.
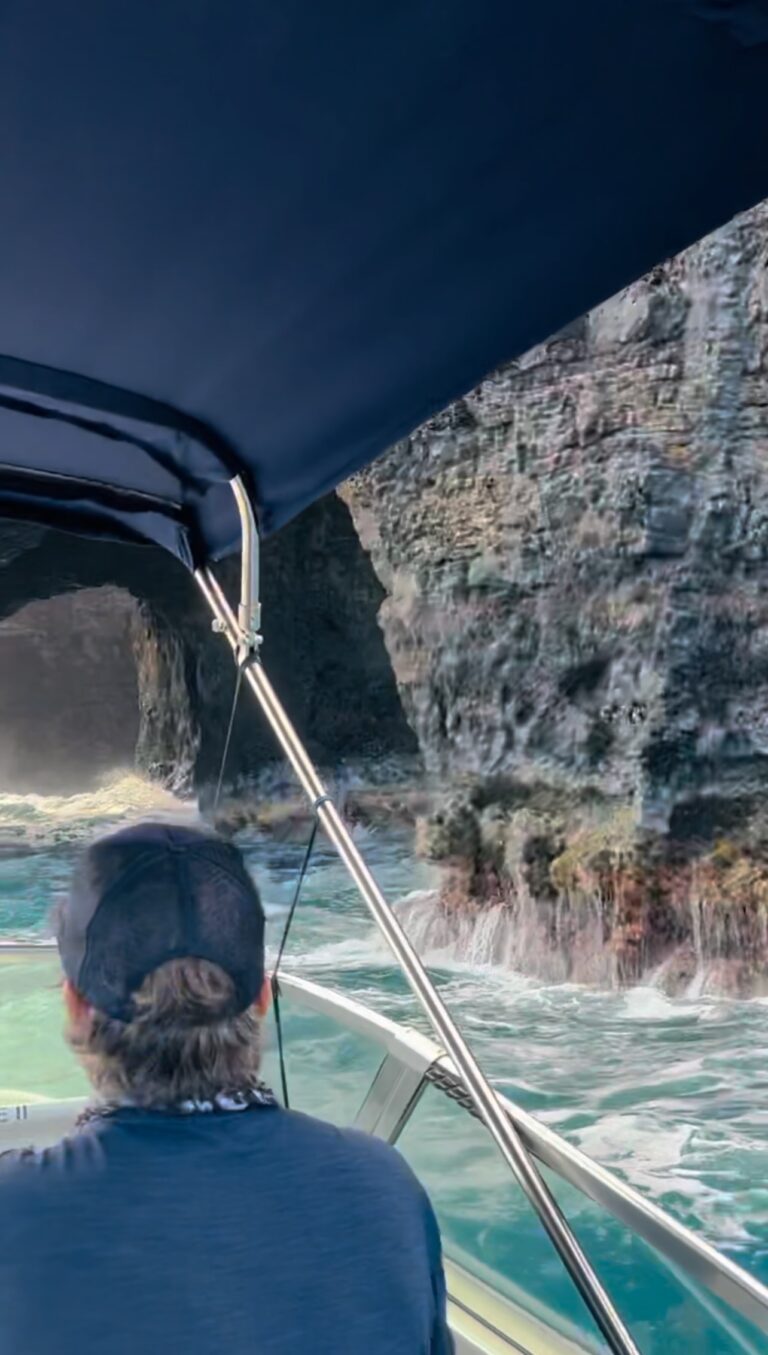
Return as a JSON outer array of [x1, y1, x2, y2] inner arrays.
[[0, 1102, 453, 1354]]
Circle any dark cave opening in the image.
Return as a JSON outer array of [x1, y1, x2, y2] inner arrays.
[[0, 588, 140, 794], [0, 497, 418, 797]]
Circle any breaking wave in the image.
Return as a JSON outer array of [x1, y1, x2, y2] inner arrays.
[[0, 771, 195, 851]]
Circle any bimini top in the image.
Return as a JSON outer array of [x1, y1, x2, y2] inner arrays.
[[0, 3, 767, 568]]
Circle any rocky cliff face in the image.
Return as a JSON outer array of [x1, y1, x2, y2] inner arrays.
[[343, 201, 768, 989], [0, 496, 417, 795], [344, 202, 768, 809]]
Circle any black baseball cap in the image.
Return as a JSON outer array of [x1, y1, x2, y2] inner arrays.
[[56, 821, 265, 1022]]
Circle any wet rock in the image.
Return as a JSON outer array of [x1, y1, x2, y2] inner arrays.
[[416, 796, 480, 865], [502, 809, 564, 904], [411, 781, 768, 991]]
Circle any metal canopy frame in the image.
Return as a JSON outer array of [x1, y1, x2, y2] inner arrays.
[[195, 478, 646, 1354]]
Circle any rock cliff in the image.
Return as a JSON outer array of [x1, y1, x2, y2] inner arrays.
[[343, 200, 768, 989]]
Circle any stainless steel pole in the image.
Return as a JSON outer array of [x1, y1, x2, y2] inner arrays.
[[196, 562, 641, 1355]]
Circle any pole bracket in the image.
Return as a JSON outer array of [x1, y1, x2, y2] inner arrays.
[[212, 476, 263, 664]]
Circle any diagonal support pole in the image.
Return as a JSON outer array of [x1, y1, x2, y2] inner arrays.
[[195, 548, 640, 1355]]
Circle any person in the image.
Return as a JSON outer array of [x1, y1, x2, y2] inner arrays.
[[0, 821, 453, 1355]]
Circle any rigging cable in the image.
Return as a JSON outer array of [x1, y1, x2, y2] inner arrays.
[[213, 661, 246, 812], [271, 796, 329, 1108], [212, 652, 327, 1108]]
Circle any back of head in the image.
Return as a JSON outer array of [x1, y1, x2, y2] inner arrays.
[[57, 820, 267, 1107], [71, 955, 264, 1107], [11, 824, 451, 1355]]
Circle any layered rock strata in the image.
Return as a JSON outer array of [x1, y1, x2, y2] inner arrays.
[[343, 201, 768, 989]]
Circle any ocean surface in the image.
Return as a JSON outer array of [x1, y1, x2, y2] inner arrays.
[[1, 775, 767, 1354]]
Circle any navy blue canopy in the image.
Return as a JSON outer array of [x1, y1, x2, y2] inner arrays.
[[0, 2, 767, 567]]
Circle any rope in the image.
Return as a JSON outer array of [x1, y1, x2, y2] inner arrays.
[[213, 652, 258, 811], [211, 649, 329, 1109], [213, 667, 243, 812], [271, 794, 330, 1108]]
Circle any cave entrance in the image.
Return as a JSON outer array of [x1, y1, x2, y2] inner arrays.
[[0, 587, 140, 795], [0, 494, 420, 800]]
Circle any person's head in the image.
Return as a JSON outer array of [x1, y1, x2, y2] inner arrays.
[[55, 821, 269, 1108]]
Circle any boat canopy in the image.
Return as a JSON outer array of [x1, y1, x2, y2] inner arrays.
[[0, 2, 766, 567]]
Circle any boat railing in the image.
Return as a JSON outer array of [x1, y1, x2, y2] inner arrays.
[[281, 974, 768, 1338], [2, 947, 767, 1337]]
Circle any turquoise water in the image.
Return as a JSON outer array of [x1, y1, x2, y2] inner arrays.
[[1, 793, 768, 1352]]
